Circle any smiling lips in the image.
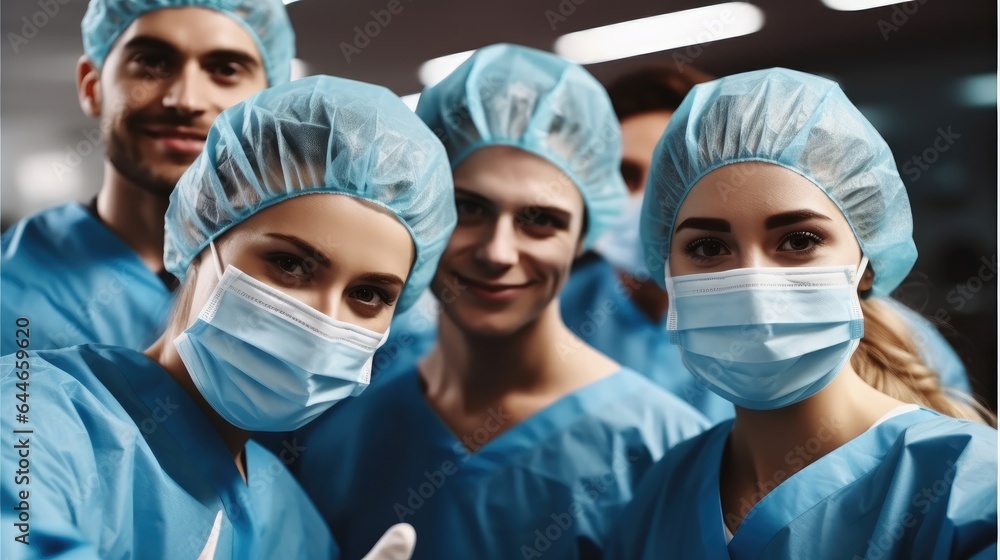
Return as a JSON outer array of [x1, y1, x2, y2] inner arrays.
[[455, 273, 533, 302], [144, 126, 208, 156]]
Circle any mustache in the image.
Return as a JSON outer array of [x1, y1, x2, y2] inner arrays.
[[126, 112, 209, 130]]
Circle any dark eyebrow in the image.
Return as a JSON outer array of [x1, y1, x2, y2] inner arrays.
[[120, 36, 179, 54], [456, 186, 574, 219], [675, 217, 731, 233], [522, 205, 572, 220], [358, 272, 406, 289], [121, 36, 260, 69], [265, 233, 330, 268], [765, 210, 832, 230], [454, 187, 493, 204]]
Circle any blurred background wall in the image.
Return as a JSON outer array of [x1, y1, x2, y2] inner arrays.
[[1, 0, 995, 407]]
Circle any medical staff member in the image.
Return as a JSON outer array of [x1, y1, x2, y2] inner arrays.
[[0, 75, 456, 560], [296, 44, 709, 560], [561, 67, 976, 424], [1, 0, 294, 355], [606, 68, 997, 559]]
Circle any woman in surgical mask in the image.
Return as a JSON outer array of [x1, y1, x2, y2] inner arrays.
[[606, 68, 997, 559], [0, 75, 455, 560], [295, 44, 708, 560]]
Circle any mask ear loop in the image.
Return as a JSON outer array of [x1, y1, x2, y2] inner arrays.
[[208, 240, 225, 280], [854, 256, 870, 289], [663, 260, 681, 342], [848, 255, 870, 338]]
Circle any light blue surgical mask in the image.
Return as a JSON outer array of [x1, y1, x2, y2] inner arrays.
[[665, 258, 868, 410], [174, 242, 389, 432], [594, 193, 648, 278]]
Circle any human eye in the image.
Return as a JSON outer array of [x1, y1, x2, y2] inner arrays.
[[205, 60, 248, 84], [682, 237, 732, 261], [515, 208, 569, 236], [349, 286, 396, 310], [131, 51, 173, 78], [777, 231, 824, 255], [455, 197, 491, 224], [269, 253, 312, 287]]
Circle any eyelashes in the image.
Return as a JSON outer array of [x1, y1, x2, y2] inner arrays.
[[681, 231, 826, 261]]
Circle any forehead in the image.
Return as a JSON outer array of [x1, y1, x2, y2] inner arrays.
[[452, 145, 584, 213], [110, 7, 262, 61], [229, 194, 414, 270], [621, 111, 673, 151], [679, 161, 846, 221]]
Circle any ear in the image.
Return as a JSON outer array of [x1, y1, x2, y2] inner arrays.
[[76, 55, 102, 118], [574, 237, 586, 260], [858, 265, 875, 293]]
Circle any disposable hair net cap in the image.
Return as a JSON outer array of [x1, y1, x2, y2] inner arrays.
[[641, 67, 917, 297], [416, 43, 627, 248], [82, 0, 295, 86], [164, 75, 457, 312]]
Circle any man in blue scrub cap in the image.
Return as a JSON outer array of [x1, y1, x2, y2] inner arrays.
[[1, 0, 294, 355], [296, 44, 708, 560]]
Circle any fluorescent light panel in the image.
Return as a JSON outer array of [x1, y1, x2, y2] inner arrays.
[[401, 93, 421, 111], [554, 2, 764, 65], [418, 49, 476, 87], [290, 58, 310, 81], [821, 0, 915, 11], [956, 73, 997, 108]]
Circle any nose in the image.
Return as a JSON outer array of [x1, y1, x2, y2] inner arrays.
[[161, 63, 208, 115], [474, 216, 519, 271], [736, 248, 776, 270]]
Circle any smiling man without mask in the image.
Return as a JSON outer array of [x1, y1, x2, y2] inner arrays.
[[0, 0, 294, 355]]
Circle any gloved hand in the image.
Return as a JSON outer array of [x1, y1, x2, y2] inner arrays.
[[360, 523, 417, 560]]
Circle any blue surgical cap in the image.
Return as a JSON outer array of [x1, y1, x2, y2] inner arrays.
[[164, 75, 457, 312], [82, 0, 295, 86], [641, 67, 917, 297], [416, 44, 627, 248]]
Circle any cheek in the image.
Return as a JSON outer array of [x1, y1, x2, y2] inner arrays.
[[526, 240, 576, 276], [225, 82, 266, 107], [440, 227, 481, 260]]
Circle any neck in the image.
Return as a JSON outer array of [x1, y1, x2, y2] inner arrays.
[[721, 365, 904, 529], [422, 301, 614, 408], [97, 161, 170, 273], [144, 322, 250, 481], [619, 270, 669, 323]]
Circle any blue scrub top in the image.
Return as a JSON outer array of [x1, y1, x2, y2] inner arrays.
[[296, 367, 708, 560], [0, 344, 335, 559], [1, 203, 174, 354], [561, 254, 974, 423], [606, 408, 998, 559]]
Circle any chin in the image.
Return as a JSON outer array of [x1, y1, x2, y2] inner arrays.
[[443, 303, 534, 338]]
